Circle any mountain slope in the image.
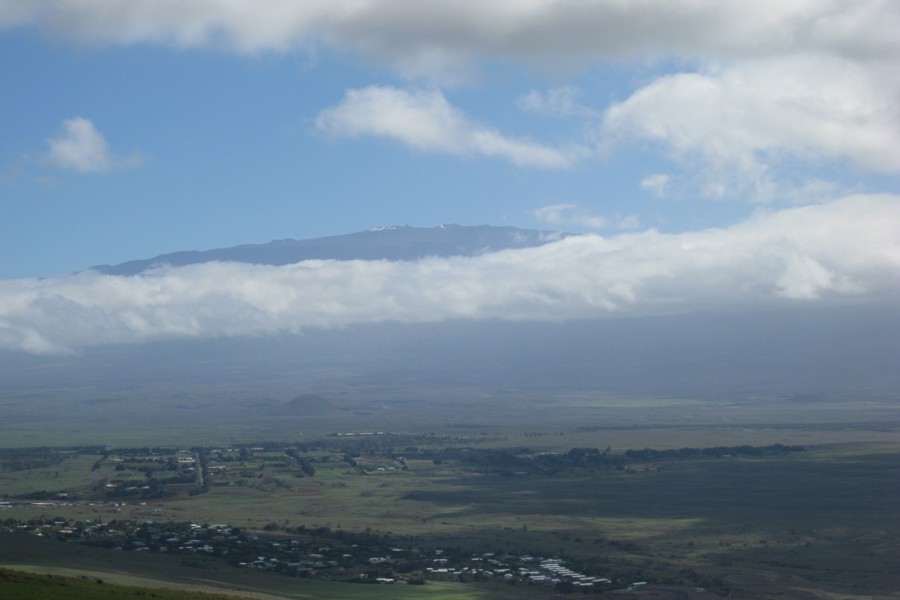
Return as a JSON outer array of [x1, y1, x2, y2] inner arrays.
[[90, 224, 568, 275]]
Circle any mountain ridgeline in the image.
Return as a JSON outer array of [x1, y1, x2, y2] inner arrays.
[[90, 224, 570, 275]]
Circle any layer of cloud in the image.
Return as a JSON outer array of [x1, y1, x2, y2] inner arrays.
[[43, 117, 143, 173], [316, 86, 580, 168], [3, 2, 898, 76], [2, 194, 897, 354]]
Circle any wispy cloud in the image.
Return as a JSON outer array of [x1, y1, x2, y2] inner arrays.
[[639, 174, 670, 198], [43, 117, 143, 173], [518, 86, 596, 118], [2, 194, 897, 354], [533, 203, 637, 230], [316, 86, 582, 168]]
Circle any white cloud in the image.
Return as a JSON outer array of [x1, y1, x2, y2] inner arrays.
[[2, 194, 897, 354], [601, 55, 900, 198], [639, 174, 670, 198], [9, 2, 899, 193], [316, 86, 580, 168], [3, 2, 898, 77], [43, 117, 143, 173]]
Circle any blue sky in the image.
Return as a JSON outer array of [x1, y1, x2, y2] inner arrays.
[[1, 1, 899, 353]]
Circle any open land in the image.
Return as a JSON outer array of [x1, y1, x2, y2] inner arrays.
[[1, 391, 898, 600]]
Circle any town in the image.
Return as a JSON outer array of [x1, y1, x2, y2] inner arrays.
[[1, 515, 629, 592]]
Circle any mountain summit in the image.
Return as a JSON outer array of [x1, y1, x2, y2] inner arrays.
[[90, 225, 568, 276]]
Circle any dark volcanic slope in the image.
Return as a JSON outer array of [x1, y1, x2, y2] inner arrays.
[[90, 225, 568, 275]]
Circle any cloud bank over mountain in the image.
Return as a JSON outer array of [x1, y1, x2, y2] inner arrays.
[[2, 194, 897, 355]]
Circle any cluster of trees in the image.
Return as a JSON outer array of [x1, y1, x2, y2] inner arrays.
[[624, 444, 804, 462], [0, 447, 68, 472], [413, 446, 629, 476], [284, 448, 316, 476], [532, 447, 627, 473]]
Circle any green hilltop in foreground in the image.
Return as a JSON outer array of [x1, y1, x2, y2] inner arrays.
[[0, 568, 257, 600], [0, 565, 505, 600]]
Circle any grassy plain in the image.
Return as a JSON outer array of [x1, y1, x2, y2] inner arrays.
[[3, 381, 899, 449], [1, 389, 899, 598], [2, 438, 899, 598]]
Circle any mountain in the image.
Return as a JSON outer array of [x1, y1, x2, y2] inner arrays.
[[90, 224, 569, 275], [265, 393, 348, 417], [6, 222, 894, 446]]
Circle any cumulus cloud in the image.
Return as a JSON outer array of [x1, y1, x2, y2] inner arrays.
[[2, 194, 897, 354], [316, 86, 581, 168], [43, 117, 143, 173], [8, 2, 899, 193], [601, 55, 900, 198]]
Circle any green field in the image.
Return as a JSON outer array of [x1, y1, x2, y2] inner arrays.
[[2, 432, 899, 599]]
